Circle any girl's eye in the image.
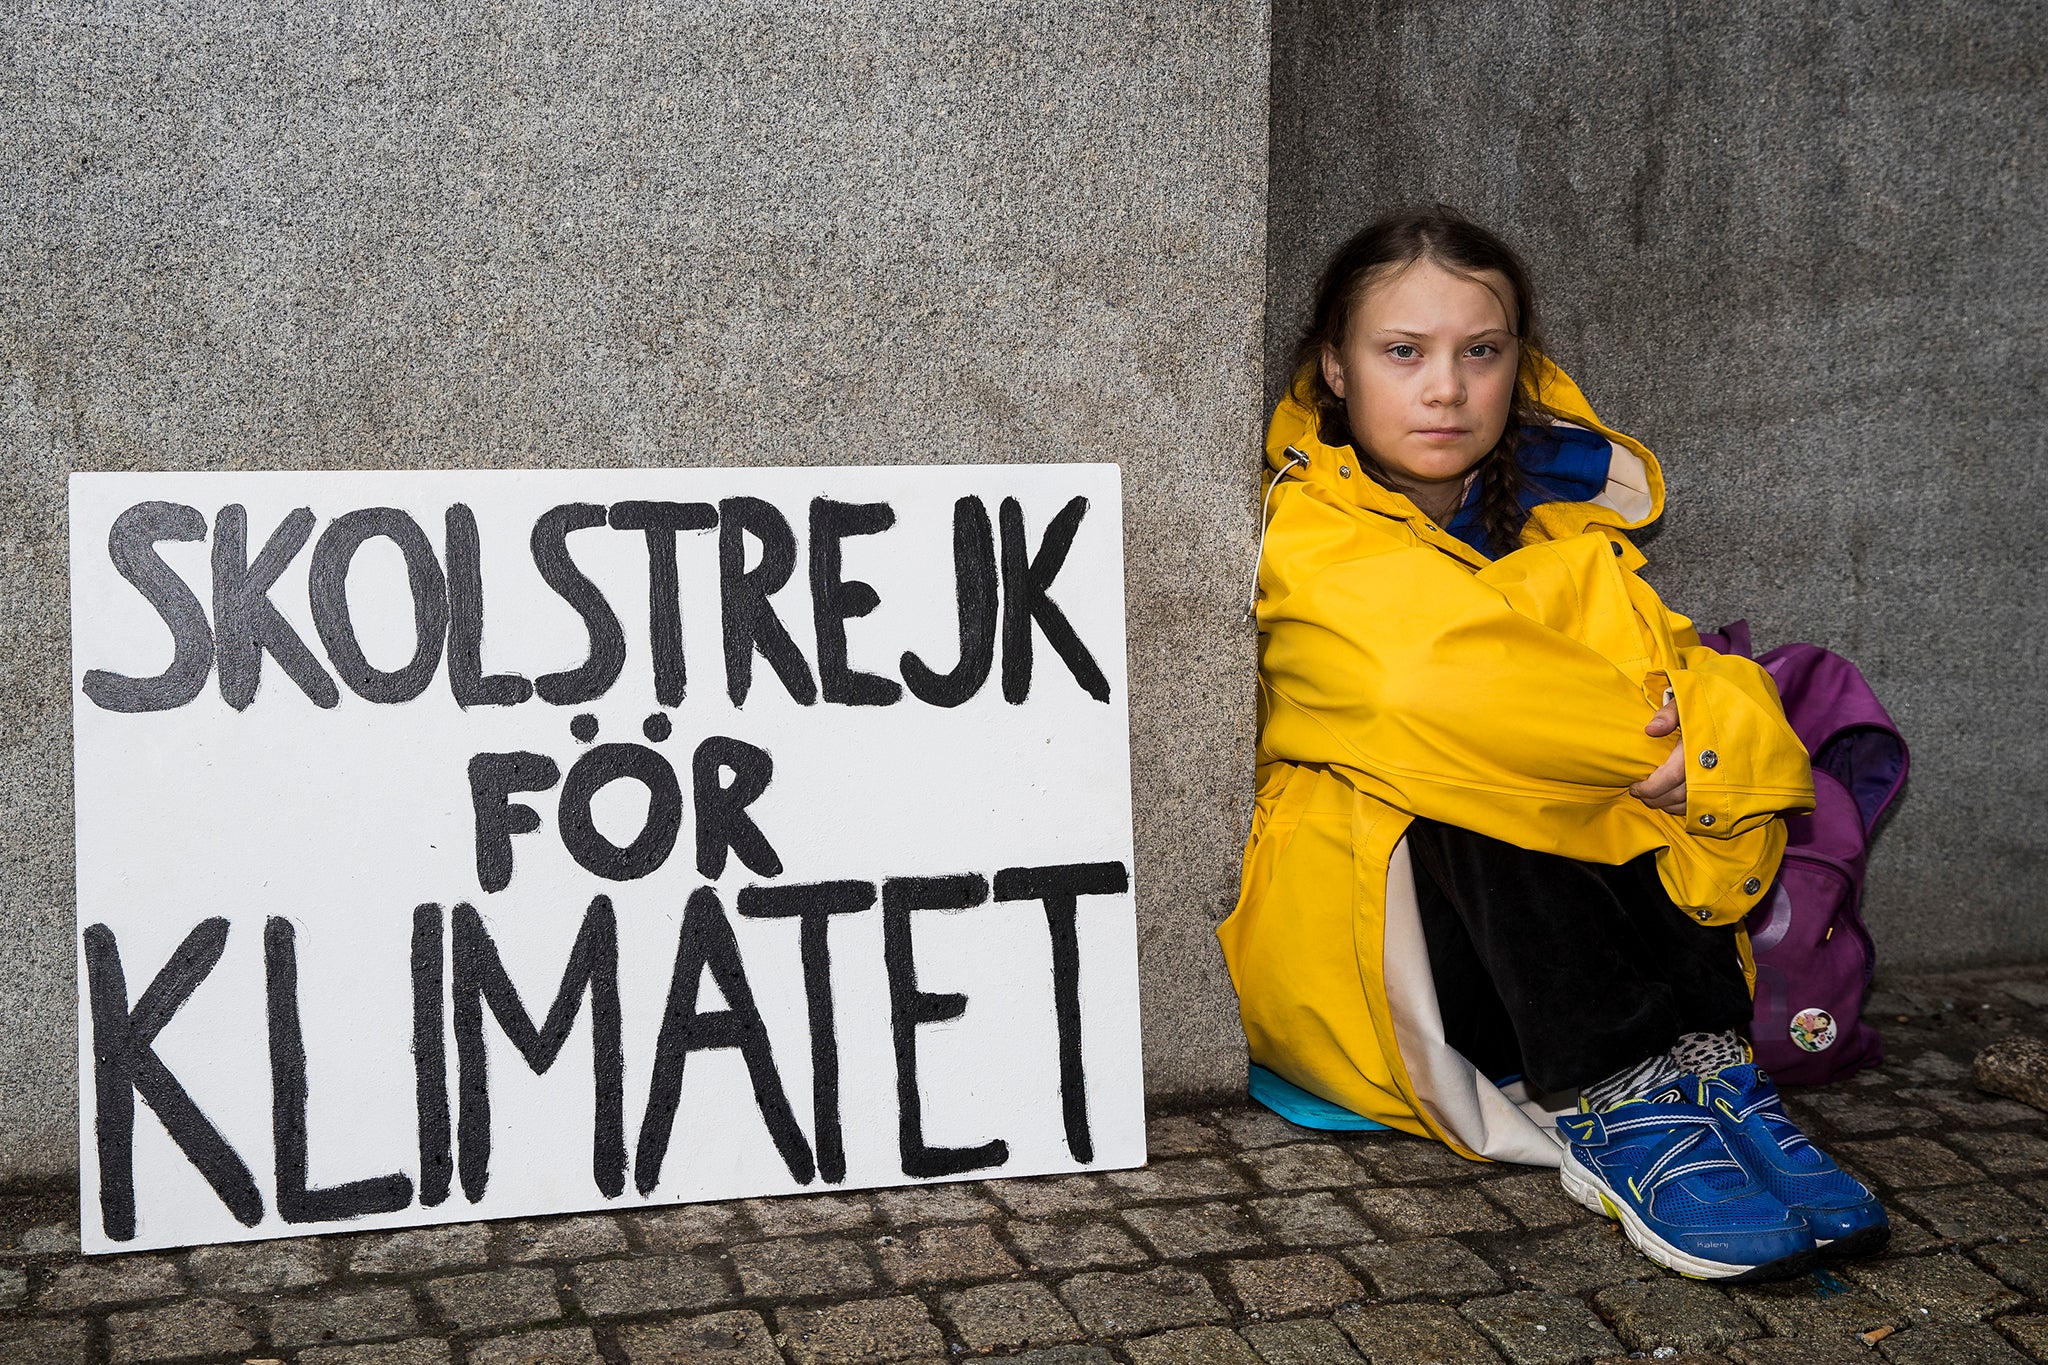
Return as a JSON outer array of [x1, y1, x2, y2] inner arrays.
[[1388, 344, 1419, 360], [1467, 344, 1499, 358]]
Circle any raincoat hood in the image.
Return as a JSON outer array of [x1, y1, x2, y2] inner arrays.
[[1264, 352, 1663, 555]]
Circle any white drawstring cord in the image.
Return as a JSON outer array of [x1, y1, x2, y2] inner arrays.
[[1244, 447, 1309, 620]]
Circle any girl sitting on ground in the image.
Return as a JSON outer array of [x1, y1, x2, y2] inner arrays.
[[1221, 207, 1887, 1282]]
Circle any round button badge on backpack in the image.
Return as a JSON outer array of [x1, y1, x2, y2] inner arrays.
[[1789, 1007, 1839, 1052]]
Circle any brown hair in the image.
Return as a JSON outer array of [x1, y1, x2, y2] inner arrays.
[[1295, 206, 1551, 556]]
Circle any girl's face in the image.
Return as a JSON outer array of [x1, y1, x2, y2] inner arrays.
[[1321, 257, 1520, 499]]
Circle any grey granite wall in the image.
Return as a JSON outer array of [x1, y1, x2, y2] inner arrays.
[[0, 3, 1267, 1182], [1270, 1, 2047, 971]]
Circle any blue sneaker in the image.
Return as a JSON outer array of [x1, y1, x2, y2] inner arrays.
[[1696, 1063, 1890, 1258], [1557, 1093, 1816, 1282]]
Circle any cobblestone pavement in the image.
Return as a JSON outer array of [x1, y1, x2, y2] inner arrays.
[[7, 967, 2048, 1365]]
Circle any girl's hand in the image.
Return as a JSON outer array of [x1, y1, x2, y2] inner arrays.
[[1630, 696, 1688, 814]]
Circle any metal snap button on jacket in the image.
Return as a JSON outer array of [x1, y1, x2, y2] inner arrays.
[[1699, 814, 1716, 827], [1697, 909, 1712, 920], [1744, 877, 1763, 895], [1698, 749, 1719, 769]]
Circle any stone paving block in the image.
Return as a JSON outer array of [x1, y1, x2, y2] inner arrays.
[[777, 1295, 945, 1365], [1797, 1092, 1941, 1134], [1976, 1241, 2048, 1297], [1352, 1139, 1482, 1183], [1874, 1322, 2032, 1364], [1248, 1192, 1378, 1248], [1109, 1158, 1254, 1202], [571, 1254, 735, 1317], [993, 1174, 1115, 1217], [1995, 980, 2048, 1008], [301, 1343, 454, 1365], [1124, 1325, 1264, 1365], [1592, 1279, 1761, 1352], [2017, 1179, 2048, 1212], [268, 1286, 420, 1348], [1866, 989, 1944, 1018], [0, 1264, 24, 1307], [1833, 1137, 1985, 1190], [1009, 1349, 1116, 1365], [37, 1254, 183, 1310], [426, 1267, 564, 1333], [1890, 1217, 1953, 1257], [1997, 1315, 2048, 1359], [1213, 1108, 1319, 1150], [1495, 1223, 1650, 1295], [1338, 1238, 1502, 1302], [1124, 1201, 1268, 1258], [1224, 1253, 1364, 1317], [107, 1296, 254, 1364], [0, 1318, 89, 1365], [1459, 1291, 1622, 1365], [1239, 1317, 1366, 1365], [746, 1194, 880, 1237], [632, 1204, 755, 1251], [876, 1222, 1020, 1284], [1892, 1183, 2046, 1242], [467, 1326, 604, 1365], [1944, 1129, 2048, 1176], [1243, 1143, 1365, 1192], [1845, 1253, 2026, 1323], [0, 1223, 80, 1258], [500, 1215, 631, 1262], [1919, 1090, 2041, 1127], [1351, 1184, 1515, 1238], [1722, 1338, 1866, 1365], [1731, 1276, 1904, 1340], [940, 1281, 1085, 1350], [1898, 1053, 1973, 1085], [1151, 1115, 1225, 1157], [1058, 1266, 1231, 1337], [1332, 1302, 1503, 1363], [617, 1309, 781, 1365], [1007, 1218, 1150, 1270], [185, 1235, 327, 1293], [732, 1235, 876, 1298], [874, 1184, 1001, 1225], [1474, 1173, 1586, 1231], [347, 1223, 493, 1276]]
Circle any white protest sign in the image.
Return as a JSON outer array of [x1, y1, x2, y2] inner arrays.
[[70, 465, 1141, 1254]]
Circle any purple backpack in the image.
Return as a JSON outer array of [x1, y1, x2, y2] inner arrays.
[[1698, 622, 1909, 1085]]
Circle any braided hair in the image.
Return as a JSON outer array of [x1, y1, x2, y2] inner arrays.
[[1294, 206, 1552, 557]]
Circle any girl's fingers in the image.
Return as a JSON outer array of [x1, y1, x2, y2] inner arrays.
[[1630, 748, 1687, 809], [1645, 700, 1680, 736]]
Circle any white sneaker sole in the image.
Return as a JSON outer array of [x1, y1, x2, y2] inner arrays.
[[1559, 1153, 1813, 1283]]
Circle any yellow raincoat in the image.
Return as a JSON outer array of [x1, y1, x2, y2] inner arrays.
[[1218, 358, 1815, 1166]]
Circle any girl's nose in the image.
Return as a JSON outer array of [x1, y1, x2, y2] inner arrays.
[[1423, 356, 1465, 406]]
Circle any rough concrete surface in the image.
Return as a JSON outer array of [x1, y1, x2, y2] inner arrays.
[[3, 967, 2047, 1364], [1269, 0, 2048, 968], [0, 3, 1268, 1180]]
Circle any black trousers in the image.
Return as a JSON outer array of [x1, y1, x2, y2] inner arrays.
[[1406, 817, 1754, 1095]]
